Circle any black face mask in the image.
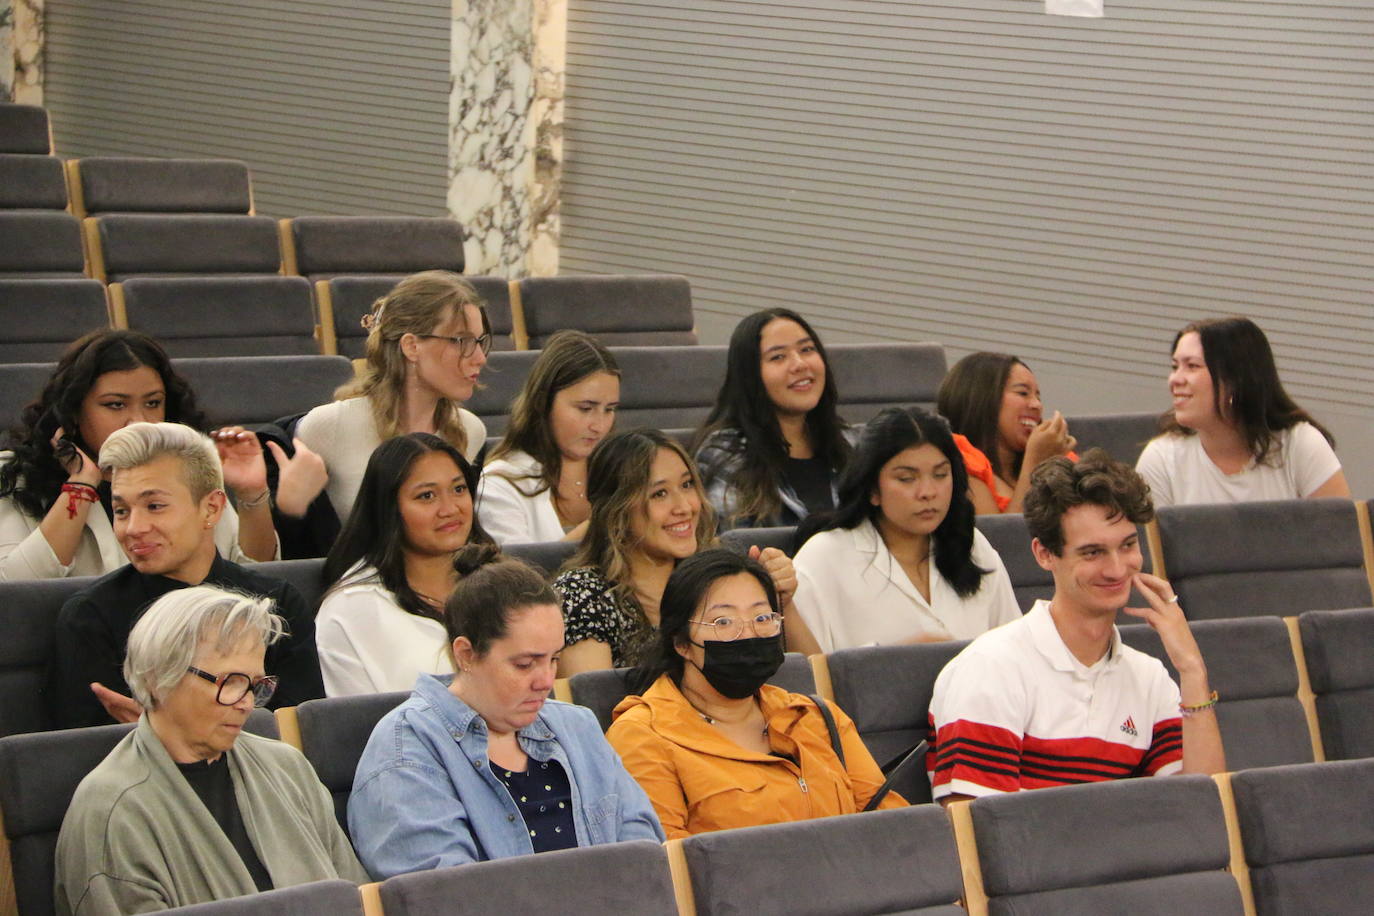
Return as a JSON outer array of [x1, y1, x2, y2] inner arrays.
[[696, 635, 785, 699]]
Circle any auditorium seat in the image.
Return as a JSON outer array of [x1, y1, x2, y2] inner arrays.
[[1120, 616, 1315, 770], [172, 355, 355, 428], [673, 806, 964, 916], [377, 840, 676, 916], [160, 879, 364, 915], [0, 211, 87, 277], [288, 691, 410, 833], [0, 712, 277, 916], [111, 276, 321, 357], [0, 362, 57, 429], [1298, 606, 1374, 760], [465, 350, 540, 437], [0, 577, 93, 738], [720, 525, 797, 557], [316, 274, 516, 359], [1155, 499, 1371, 621], [516, 275, 696, 348], [1066, 411, 1159, 466], [282, 216, 465, 281], [254, 558, 329, 615], [962, 775, 1244, 914], [1230, 758, 1374, 916], [0, 279, 109, 362], [568, 653, 816, 732], [67, 157, 254, 218], [610, 344, 725, 431], [828, 342, 947, 424], [822, 640, 966, 804], [0, 154, 68, 209], [503, 539, 578, 577], [85, 213, 282, 283], [0, 103, 52, 153]]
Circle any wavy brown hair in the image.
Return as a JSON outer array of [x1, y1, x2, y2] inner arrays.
[[1024, 448, 1154, 556]]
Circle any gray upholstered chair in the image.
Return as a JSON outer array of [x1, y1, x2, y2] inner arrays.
[[829, 342, 947, 424], [378, 839, 675, 916], [461, 349, 542, 436], [0, 211, 86, 277], [112, 276, 320, 357], [172, 355, 355, 428], [517, 274, 696, 349], [568, 652, 816, 732], [87, 213, 282, 283], [0, 103, 52, 154], [1119, 615, 1314, 771], [720, 525, 798, 557], [610, 344, 726, 431], [970, 775, 1244, 915], [254, 559, 328, 616], [316, 274, 515, 360], [1231, 757, 1374, 916], [294, 691, 410, 832], [0, 154, 68, 209], [824, 640, 967, 804], [0, 712, 277, 916], [1155, 499, 1371, 621], [285, 216, 465, 282], [0, 576, 95, 738], [1066, 411, 1160, 466], [0, 362, 56, 430], [0, 279, 109, 362], [502, 539, 578, 578], [678, 806, 964, 916], [160, 880, 364, 915], [68, 157, 253, 217], [1298, 605, 1374, 760]]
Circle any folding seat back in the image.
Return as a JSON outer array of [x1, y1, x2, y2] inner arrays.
[[829, 342, 946, 424], [824, 640, 968, 803], [1231, 758, 1374, 916], [378, 840, 675, 916], [317, 275, 515, 359], [517, 275, 696, 349], [453, 349, 539, 438], [286, 216, 465, 281], [570, 653, 816, 732], [1156, 499, 1370, 621], [677, 806, 964, 916], [0, 362, 56, 430], [0, 211, 86, 277], [69, 157, 253, 217], [160, 879, 364, 915], [0, 279, 108, 362], [1066, 411, 1160, 466], [0, 154, 68, 209], [113, 276, 319, 357], [969, 775, 1243, 915], [253, 559, 329, 615], [720, 525, 798, 557], [1119, 616, 1314, 770], [1299, 606, 1374, 760], [0, 577, 94, 738], [90, 214, 282, 283], [172, 355, 355, 428], [294, 691, 410, 832], [610, 344, 726, 431], [503, 539, 578, 577], [0, 103, 52, 153]]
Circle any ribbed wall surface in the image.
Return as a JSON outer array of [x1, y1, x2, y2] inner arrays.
[[560, 0, 1373, 414], [42, 0, 450, 218]]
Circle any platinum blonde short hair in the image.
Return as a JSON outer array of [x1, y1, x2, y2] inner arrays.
[[99, 421, 224, 501], [123, 585, 285, 709]]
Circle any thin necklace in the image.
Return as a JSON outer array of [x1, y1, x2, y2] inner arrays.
[[697, 709, 770, 737]]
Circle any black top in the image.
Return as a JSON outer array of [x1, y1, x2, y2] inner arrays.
[[489, 757, 578, 854], [176, 753, 274, 892], [48, 554, 324, 728], [783, 455, 836, 517]]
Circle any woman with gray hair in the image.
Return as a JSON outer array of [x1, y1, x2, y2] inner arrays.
[[55, 586, 366, 915]]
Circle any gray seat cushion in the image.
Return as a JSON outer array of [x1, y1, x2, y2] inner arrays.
[[97, 214, 282, 279], [503, 539, 578, 577], [321, 274, 514, 359], [0, 279, 109, 362], [295, 691, 410, 832], [612, 345, 726, 431], [118, 276, 318, 357], [172, 355, 355, 427], [1299, 606, 1374, 760], [75, 157, 252, 214], [1067, 411, 1159, 466], [829, 342, 947, 425], [161, 879, 364, 915], [0, 211, 85, 275], [290, 216, 465, 275], [254, 559, 328, 615], [0, 154, 68, 208], [0, 362, 58, 431], [518, 274, 695, 348], [0, 576, 94, 738], [0, 103, 51, 153]]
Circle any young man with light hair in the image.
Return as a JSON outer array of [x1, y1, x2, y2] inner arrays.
[[929, 449, 1225, 802], [49, 422, 323, 728]]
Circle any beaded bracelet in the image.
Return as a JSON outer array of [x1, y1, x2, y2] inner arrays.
[[60, 482, 99, 519], [1179, 690, 1219, 717]]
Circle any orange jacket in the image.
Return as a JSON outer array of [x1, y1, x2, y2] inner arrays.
[[607, 675, 906, 839]]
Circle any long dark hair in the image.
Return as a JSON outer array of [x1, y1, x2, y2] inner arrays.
[[692, 308, 851, 524], [1161, 317, 1333, 462], [630, 548, 779, 692], [323, 433, 497, 620], [800, 407, 988, 597], [937, 351, 1027, 482], [0, 330, 206, 520]]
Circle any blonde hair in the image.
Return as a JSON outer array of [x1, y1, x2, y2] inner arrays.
[[98, 421, 223, 501], [339, 270, 489, 449]]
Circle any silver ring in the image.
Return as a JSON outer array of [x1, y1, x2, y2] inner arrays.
[[1166, 595, 1180, 603]]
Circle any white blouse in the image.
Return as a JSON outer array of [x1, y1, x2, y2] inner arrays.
[[476, 450, 565, 545]]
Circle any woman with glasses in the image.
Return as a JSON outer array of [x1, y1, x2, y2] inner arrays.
[[606, 549, 905, 838], [55, 586, 367, 915], [297, 271, 491, 522]]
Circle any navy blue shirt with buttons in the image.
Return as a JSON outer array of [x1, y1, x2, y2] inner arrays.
[[489, 758, 577, 853]]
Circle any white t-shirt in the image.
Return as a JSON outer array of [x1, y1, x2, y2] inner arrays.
[[791, 517, 1022, 653], [476, 450, 565, 545], [1135, 422, 1341, 508]]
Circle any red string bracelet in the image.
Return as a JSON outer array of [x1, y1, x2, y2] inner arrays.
[[60, 482, 99, 519]]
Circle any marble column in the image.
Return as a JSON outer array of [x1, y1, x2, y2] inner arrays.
[[6, 0, 41, 104], [0, 0, 14, 101]]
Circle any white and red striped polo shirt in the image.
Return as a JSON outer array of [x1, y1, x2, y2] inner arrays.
[[928, 600, 1183, 799]]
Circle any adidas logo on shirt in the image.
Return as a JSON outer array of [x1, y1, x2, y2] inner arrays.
[[1120, 716, 1138, 737]]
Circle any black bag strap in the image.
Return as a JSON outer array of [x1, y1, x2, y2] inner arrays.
[[809, 694, 845, 768], [809, 694, 927, 812]]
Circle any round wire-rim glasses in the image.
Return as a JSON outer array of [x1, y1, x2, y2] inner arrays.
[[691, 612, 784, 642]]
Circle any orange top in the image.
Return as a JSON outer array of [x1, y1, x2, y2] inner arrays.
[[607, 675, 906, 839], [954, 434, 1079, 513]]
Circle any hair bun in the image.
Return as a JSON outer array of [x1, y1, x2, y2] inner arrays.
[[452, 542, 501, 577]]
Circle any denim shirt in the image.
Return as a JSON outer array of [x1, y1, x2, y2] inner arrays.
[[347, 673, 664, 880]]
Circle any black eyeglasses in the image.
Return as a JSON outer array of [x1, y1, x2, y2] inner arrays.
[[417, 332, 493, 358], [186, 667, 279, 707]]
